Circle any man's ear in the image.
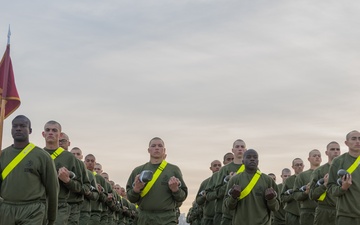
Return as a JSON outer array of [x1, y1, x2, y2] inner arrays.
[[42, 131, 45, 137], [29, 128, 32, 134]]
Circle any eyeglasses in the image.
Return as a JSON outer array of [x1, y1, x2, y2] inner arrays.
[[59, 139, 68, 143]]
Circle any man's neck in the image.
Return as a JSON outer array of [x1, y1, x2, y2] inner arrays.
[[150, 158, 163, 164], [310, 165, 319, 170], [13, 141, 29, 149], [348, 149, 360, 158], [245, 168, 256, 175], [233, 157, 243, 164], [45, 143, 59, 150]]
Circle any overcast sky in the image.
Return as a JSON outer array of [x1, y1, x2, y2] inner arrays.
[[1, 0, 359, 213]]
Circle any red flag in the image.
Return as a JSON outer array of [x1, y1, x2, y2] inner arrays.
[[0, 44, 20, 118]]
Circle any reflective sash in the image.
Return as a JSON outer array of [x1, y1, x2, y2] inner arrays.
[[239, 170, 262, 200], [140, 160, 168, 197], [1, 143, 36, 180], [236, 164, 245, 174], [318, 156, 360, 201], [51, 147, 64, 160], [93, 171, 97, 176]]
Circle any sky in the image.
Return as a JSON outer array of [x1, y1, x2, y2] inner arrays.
[[1, 0, 360, 213]]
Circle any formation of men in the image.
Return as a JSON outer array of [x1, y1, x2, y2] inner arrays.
[[187, 132, 360, 225], [0, 115, 140, 225], [1, 114, 360, 225]]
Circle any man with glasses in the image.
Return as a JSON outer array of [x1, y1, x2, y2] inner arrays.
[[60, 133, 92, 225], [281, 158, 304, 225]]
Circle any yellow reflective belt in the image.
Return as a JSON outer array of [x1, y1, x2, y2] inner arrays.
[[318, 192, 326, 201], [236, 164, 245, 174], [1, 143, 36, 180], [51, 147, 64, 160], [319, 156, 360, 202], [239, 170, 262, 200], [347, 155, 360, 174], [140, 160, 168, 197]]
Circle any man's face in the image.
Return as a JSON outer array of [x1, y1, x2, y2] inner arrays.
[[326, 143, 341, 161], [101, 173, 109, 183], [210, 160, 221, 173], [71, 149, 83, 160], [269, 174, 276, 182], [11, 117, 31, 142], [345, 131, 360, 152], [232, 141, 246, 159], [223, 154, 234, 165], [309, 150, 322, 167], [292, 159, 304, 175], [85, 156, 95, 171], [59, 133, 70, 150], [115, 185, 122, 195], [281, 171, 291, 183], [243, 151, 258, 170], [148, 139, 166, 159], [120, 187, 126, 197], [94, 164, 102, 174], [42, 123, 61, 145]]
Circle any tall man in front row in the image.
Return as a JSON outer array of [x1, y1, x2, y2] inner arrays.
[[42, 120, 83, 224], [126, 137, 188, 225], [224, 149, 280, 225], [328, 130, 360, 225], [0, 115, 59, 225]]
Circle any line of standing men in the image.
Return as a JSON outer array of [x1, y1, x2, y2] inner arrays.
[[0, 115, 138, 225]]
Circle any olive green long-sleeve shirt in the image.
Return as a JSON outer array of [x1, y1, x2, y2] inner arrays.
[[224, 171, 280, 225], [280, 174, 300, 216], [0, 145, 59, 223], [126, 161, 187, 211], [293, 169, 318, 210], [328, 153, 360, 218]]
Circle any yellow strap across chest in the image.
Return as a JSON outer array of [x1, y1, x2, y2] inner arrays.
[[239, 170, 262, 200], [347, 155, 360, 174], [319, 156, 360, 201], [1, 143, 36, 180], [51, 147, 64, 160], [236, 164, 245, 174], [140, 160, 168, 197]]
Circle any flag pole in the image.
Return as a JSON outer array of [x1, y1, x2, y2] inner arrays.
[[0, 26, 11, 154]]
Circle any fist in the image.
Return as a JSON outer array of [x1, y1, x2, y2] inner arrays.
[[229, 185, 241, 199], [265, 187, 277, 200]]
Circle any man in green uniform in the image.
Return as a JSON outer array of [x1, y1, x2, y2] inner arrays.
[[0, 115, 59, 225], [71, 147, 99, 225], [42, 120, 83, 225], [309, 141, 340, 225], [195, 160, 221, 225], [186, 201, 202, 225], [60, 133, 93, 225], [273, 168, 291, 225], [280, 158, 304, 225], [224, 149, 280, 225], [293, 149, 322, 225], [126, 137, 188, 225], [204, 152, 233, 225], [328, 130, 360, 224], [213, 139, 247, 225]]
